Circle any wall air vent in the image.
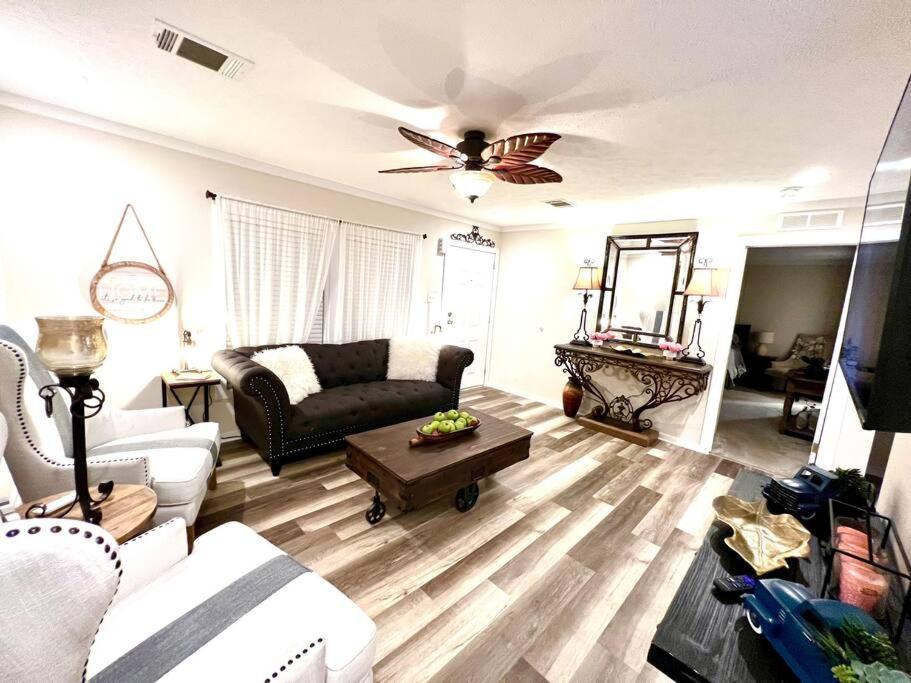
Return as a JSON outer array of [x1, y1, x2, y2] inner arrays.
[[151, 20, 253, 80], [544, 199, 573, 208], [864, 202, 904, 226], [779, 210, 844, 231]]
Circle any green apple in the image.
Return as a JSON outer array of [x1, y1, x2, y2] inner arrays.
[[420, 424, 434, 435], [438, 421, 453, 434], [459, 411, 470, 420], [455, 418, 467, 430], [429, 421, 441, 432], [446, 409, 460, 420], [434, 412, 446, 422], [467, 417, 479, 426]]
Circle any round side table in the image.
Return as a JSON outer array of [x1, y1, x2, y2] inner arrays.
[[17, 484, 157, 543]]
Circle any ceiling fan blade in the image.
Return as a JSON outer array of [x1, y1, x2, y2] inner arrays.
[[398, 127, 460, 160], [378, 164, 458, 174], [492, 164, 563, 185], [486, 132, 561, 167]]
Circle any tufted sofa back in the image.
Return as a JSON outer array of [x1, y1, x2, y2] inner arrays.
[[233, 339, 390, 390]]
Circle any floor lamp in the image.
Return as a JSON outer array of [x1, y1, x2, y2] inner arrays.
[[570, 259, 603, 346]]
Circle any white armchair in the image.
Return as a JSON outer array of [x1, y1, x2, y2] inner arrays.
[[0, 518, 376, 682], [0, 329, 219, 528]]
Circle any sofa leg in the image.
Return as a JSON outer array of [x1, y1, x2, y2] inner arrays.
[[207, 468, 218, 491], [270, 461, 282, 477], [186, 524, 196, 552]]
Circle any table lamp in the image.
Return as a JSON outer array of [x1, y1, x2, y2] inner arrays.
[[570, 259, 603, 346], [756, 331, 776, 356], [680, 262, 726, 364], [33, 316, 113, 523]]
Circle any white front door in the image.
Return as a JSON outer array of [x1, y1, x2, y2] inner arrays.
[[441, 244, 497, 388]]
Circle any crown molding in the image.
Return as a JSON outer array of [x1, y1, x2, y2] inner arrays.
[[0, 90, 498, 232]]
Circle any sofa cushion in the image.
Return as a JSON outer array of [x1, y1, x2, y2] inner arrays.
[[302, 339, 389, 389], [288, 380, 451, 438], [387, 336, 441, 382], [251, 345, 321, 403]]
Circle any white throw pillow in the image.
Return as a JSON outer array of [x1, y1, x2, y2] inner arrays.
[[251, 346, 321, 403], [387, 337, 442, 382]]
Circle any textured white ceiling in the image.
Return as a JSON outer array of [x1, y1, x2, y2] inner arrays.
[[1, 0, 909, 227]]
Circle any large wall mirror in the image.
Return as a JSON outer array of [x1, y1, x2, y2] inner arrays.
[[595, 232, 698, 347]]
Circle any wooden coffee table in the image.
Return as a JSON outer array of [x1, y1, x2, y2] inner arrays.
[[345, 410, 531, 524]]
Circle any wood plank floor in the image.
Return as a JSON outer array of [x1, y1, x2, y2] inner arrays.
[[197, 386, 742, 682]]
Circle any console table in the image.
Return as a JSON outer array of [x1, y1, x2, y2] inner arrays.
[[553, 344, 712, 446]]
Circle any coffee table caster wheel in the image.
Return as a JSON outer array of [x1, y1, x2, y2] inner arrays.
[[455, 483, 479, 513], [366, 493, 386, 525]]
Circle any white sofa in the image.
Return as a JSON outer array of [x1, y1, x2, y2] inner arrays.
[[0, 327, 218, 528], [0, 517, 376, 682]]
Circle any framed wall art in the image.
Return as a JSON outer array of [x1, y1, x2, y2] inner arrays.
[[90, 204, 175, 324]]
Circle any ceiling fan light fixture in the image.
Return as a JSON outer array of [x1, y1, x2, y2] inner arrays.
[[450, 169, 495, 203]]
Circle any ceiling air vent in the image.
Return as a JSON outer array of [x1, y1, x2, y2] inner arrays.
[[780, 210, 843, 231], [865, 202, 904, 226], [545, 199, 573, 208], [151, 20, 253, 80]]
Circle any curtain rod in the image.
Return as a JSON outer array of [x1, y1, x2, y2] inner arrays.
[[205, 189, 427, 239]]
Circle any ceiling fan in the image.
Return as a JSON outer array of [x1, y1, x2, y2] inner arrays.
[[380, 127, 562, 203]]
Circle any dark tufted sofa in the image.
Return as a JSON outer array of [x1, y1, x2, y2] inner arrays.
[[213, 339, 473, 475]]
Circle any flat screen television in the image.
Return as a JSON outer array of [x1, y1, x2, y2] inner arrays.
[[840, 75, 911, 432]]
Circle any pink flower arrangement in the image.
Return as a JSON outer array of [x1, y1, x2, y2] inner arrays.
[[589, 331, 615, 346], [659, 340, 684, 353]]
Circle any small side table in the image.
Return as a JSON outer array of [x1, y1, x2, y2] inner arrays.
[[780, 369, 827, 440], [161, 370, 220, 424], [18, 484, 157, 544]]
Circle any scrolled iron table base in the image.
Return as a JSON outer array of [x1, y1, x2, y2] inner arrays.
[[554, 344, 712, 437]]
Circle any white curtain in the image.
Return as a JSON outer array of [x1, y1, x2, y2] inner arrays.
[[325, 221, 421, 343], [217, 197, 337, 347]]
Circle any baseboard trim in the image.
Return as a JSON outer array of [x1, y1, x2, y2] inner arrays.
[[480, 382, 563, 412]]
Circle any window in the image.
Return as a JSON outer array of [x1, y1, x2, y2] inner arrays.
[[216, 198, 421, 347], [218, 197, 336, 347], [325, 221, 421, 343]]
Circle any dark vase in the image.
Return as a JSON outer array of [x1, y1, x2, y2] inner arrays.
[[562, 379, 584, 417]]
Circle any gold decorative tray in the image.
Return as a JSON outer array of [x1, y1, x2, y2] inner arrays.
[[712, 495, 811, 575]]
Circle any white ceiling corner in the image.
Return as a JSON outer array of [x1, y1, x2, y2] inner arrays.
[[0, 0, 909, 228]]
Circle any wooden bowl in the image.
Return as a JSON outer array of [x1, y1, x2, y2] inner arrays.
[[409, 420, 481, 447]]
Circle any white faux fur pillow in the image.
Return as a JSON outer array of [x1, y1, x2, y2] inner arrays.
[[251, 346, 321, 404], [387, 337, 442, 382]]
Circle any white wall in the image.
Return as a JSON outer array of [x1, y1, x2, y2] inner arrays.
[[736, 261, 852, 357], [0, 105, 491, 428], [876, 433, 911, 545], [487, 208, 869, 453]]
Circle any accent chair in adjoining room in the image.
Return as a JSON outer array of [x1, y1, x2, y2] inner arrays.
[[0, 328, 219, 531], [764, 332, 836, 391]]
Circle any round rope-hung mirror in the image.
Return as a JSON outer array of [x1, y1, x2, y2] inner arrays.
[[90, 261, 175, 324], [89, 204, 176, 324]]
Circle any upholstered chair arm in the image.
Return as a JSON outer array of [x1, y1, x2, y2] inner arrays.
[[114, 518, 187, 604], [435, 345, 474, 407], [85, 452, 151, 487], [212, 350, 291, 423], [86, 406, 187, 450], [9, 453, 149, 503]]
